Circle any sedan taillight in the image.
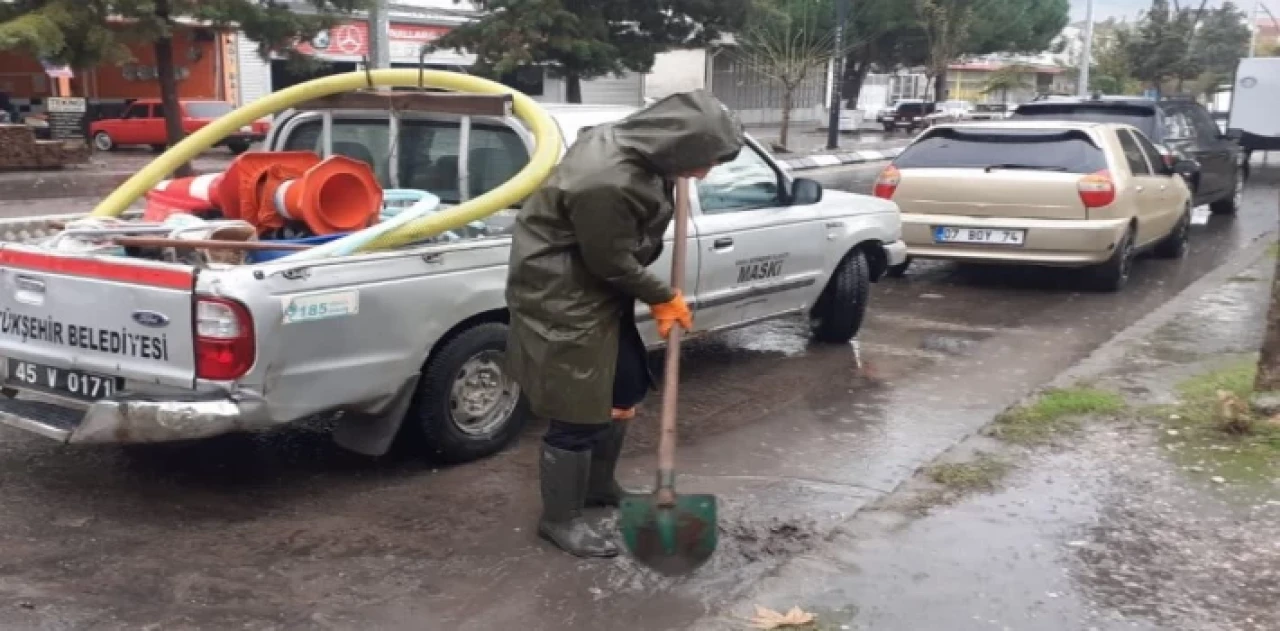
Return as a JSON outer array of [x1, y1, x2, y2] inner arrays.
[[874, 165, 901, 200], [1078, 170, 1116, 209]]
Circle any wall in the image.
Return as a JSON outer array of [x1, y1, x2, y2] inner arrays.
[[710, 51, 828, 126], [645, 49, 707, 99], [0, 26, 222, 103]]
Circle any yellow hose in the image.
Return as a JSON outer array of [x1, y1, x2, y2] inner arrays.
[[90, 69, 561, 252]]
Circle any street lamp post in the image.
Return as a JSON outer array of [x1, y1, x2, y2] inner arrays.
[[826, 0, 850, 150], [1078, 0, 1094, 96]]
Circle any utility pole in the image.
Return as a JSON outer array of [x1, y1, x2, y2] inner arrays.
[[825, 0, 850, 150], [1078, 0, 1094, 96], [368, 0, 391, 70], [1250, 1, 1261, 57]]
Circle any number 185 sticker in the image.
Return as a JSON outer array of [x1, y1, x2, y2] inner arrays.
[[282, 290, 360, 325]]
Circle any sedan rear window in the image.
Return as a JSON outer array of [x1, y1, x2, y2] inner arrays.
[[1010, 104, 1157, 138], [184, 102, 234, 119], [895, 128, 1109, 174]]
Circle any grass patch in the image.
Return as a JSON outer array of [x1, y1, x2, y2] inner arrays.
[[1161, 358, 1280, 486], [989, 387, 1126, 444], [925, 453, 1012, 493]]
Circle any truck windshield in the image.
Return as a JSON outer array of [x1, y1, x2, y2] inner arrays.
[[283, 118, 530, 204], [895, 128, 1109, 174], [184, 102, 234, 118], [1010, 104, 1157, 138]]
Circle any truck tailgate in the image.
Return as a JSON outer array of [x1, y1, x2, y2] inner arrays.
[[0, 245, 196, 392]]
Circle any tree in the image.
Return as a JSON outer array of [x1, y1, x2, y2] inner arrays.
[[841, 0, 927, 107], [981, 64, 1035, 105], [1188, 2, 1250, 96], [0, 1, 366, 176], [912, 0, 1069, 101], [434, 0, 749, 104]]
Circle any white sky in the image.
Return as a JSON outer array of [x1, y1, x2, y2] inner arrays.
[[1070, 0, 1261, 21]]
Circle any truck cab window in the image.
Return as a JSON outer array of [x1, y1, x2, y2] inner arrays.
[[697, 145, 781, 214]]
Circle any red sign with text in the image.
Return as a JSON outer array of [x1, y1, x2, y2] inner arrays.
[[297, 21, 451, 59]]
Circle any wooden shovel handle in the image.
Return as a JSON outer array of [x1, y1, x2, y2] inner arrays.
[[656, 178, 690, 495]]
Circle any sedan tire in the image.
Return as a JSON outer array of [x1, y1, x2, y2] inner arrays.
[[1153, 206, 1191, 259], [1209, 168, 1244, 216], [1088, 227, 1135, 292]]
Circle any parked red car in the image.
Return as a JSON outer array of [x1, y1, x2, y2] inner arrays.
[[89, 99, 268, 155]]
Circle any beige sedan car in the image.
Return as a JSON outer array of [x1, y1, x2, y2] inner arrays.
[[875, 121, 1195, 291]]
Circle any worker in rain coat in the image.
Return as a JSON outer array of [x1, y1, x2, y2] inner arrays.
[[506, 90, 744, 558]]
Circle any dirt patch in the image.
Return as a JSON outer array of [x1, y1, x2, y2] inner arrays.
[[722, 518, 818, 563]]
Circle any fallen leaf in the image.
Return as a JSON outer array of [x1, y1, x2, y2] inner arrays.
[[749, 605, 816, 629]]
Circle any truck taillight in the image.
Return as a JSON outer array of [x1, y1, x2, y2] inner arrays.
[[195, 297, 255, 381], [873, 165, 901, 199], [1078, 170, 1116, 208]]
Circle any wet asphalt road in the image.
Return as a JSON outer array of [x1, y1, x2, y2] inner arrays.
[[0, 163, 1277, 630]]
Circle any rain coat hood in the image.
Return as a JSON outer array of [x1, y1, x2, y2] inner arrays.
[[505, 90, 744, 424], [613, 90, 744, 175]]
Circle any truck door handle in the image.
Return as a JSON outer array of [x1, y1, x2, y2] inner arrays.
[[712, 238, 734, 250]]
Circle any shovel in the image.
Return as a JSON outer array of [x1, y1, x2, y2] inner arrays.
[[619, 177, 718, 576]]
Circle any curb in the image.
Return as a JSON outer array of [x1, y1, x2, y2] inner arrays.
[[778, 146, 904, 171]]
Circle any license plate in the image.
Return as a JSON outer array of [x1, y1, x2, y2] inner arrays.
[[934, 226, 1027, 245], [6, 358, 123, 401]]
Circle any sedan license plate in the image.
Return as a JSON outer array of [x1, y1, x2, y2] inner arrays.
[[6, 358, 123, 401], [934, 226, 1026, 246]]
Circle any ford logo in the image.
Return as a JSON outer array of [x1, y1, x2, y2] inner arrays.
[[131, 310, 170, 328]]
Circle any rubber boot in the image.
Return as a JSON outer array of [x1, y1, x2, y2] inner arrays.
[[538, 444, 619, 558], [585, 421, 646, 508]]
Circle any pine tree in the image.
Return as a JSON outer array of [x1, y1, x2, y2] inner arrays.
[[433, 0, 750, 103]]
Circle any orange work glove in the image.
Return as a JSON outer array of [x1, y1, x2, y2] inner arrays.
[[650, 290, 693, 338]]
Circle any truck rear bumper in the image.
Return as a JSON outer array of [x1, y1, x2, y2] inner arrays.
[[0, 392, 271, 444]]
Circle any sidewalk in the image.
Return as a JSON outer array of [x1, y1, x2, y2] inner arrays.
[[696, 239, 1280, 630], [0, 149, 235, 202], [746, 123, 911, 172]]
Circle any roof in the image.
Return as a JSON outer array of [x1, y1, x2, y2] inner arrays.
[[947, 62, 1066, 74], [929, 120, 1114, 132], [1018, 96, 1159, 110]]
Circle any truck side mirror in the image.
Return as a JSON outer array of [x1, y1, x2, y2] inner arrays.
[[790, 178, 823, 205]]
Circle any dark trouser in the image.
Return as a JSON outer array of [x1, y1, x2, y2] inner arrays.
[[544, 310, 650, 452]]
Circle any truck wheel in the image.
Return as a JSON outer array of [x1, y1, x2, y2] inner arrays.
[[810, 249, 870, 343], [93, 131, 115, 152], [1209, 168, 1243, 216], [1088, 226, 1135, 292], [403, 322, 529, 464]]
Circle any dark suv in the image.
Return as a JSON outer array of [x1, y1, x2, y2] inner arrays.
[[883, 101, 937, 133], [1010, 97, 1243, 215]]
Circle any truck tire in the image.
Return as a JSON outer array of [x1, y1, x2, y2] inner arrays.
[[810, 249, 870, 343], [403, 322, 530, 464]]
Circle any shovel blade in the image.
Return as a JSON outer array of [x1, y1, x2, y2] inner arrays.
[[619, 493, 718, 576]]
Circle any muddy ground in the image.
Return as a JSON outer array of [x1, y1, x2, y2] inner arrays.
[[0, 163, 1276, 630]]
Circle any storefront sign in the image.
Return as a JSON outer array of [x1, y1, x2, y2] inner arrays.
[[45, 97, 87, 142], [41, 62, 74, 79], [297, 21, 450, 62]]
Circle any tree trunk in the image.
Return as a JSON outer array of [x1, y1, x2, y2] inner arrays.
[[1002, 87, 1008, 106], [153, 0, 192, 177], [1256, 247, 1280, 393], [843, 56, 871, 109], [566, 73, 582, 104], [934, 70, 947, 102], [779, 88, 793, 150]]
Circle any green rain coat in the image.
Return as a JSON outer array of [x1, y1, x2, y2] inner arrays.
[[505, 90, 744, 424]]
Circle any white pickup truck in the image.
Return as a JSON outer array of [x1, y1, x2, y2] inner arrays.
[[0, 97, 906, 463]]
